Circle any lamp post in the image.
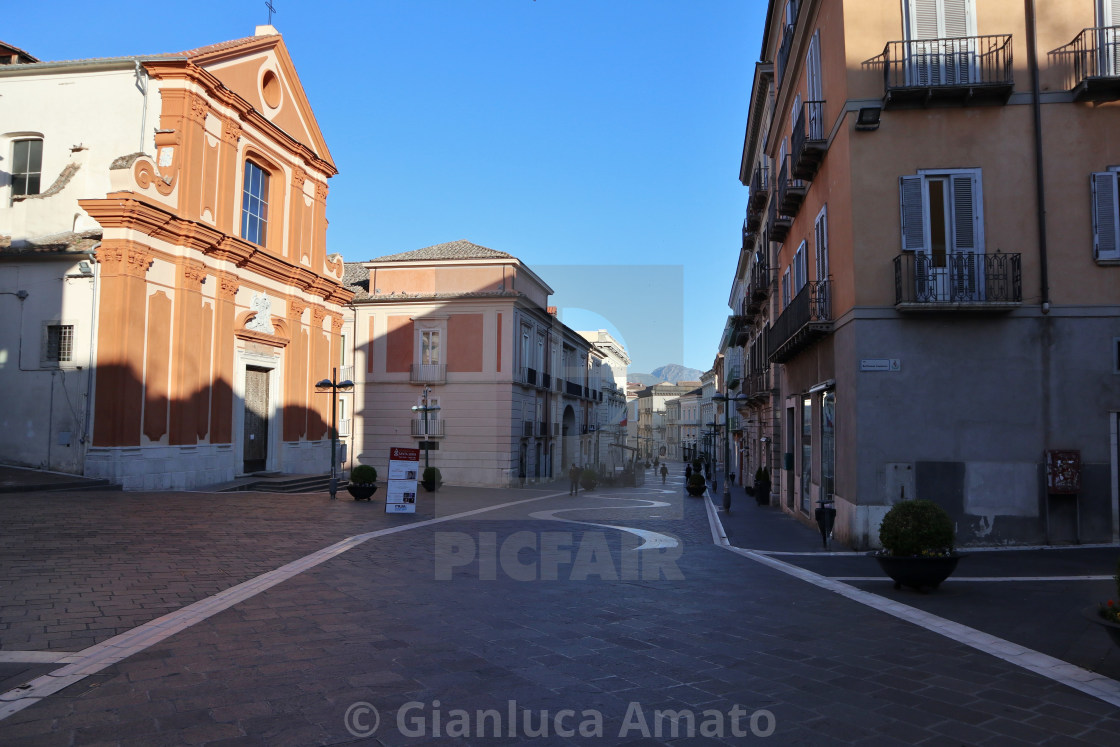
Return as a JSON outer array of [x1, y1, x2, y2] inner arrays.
[[713, 393, 749, 515], [315, 368, 354, 500], [411, 385, 440, 471]]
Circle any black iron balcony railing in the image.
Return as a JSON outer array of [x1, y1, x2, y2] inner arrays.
[[1049, 26, 1120, 100], [748, 325, 769, 374], [894, 251, 1022, 310], [776, 155, 808, 217], [411, 418, 445, 437], [566, 380, 582, 397], [876, 34, 1014, 108], [769, 281, 831, 363], [742, 222, 757, 253], [775, 0, 801, 85], [746, 199, 763, 232], [744, 368, 771, 402], [791, 101, 827, 181], [769, 197, 793, 243], [410, 363, 446, 384], [751, 253, 770, 302], [749, 161, 770, 210]]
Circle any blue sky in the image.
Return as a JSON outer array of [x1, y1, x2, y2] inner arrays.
[[9, 1, 763, 374]]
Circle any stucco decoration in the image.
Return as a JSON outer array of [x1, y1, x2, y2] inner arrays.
[[325, 253, 344, 279], [245, 293, 275, 334]]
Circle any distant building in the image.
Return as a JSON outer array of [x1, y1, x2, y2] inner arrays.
[[345, 241, 602, 487], [578, 329, 631, 470], [0, 28, 350, 489]]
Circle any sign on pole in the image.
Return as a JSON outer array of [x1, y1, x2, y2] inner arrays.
[[386, 446, 420, 514]]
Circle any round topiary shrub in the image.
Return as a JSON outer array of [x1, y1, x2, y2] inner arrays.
[[350, 464, 377, 485], [422, 466, 441, 484], [687, 472, 706, 489], [878, 499, 955, 557]]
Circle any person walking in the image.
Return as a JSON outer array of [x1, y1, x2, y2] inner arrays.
[[568, 464, 580, 496], [660, 464, 668, 485]]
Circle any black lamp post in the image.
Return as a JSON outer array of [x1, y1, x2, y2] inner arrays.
[[315, 367, 354, 500], [411, 385, 440, 471], [712, 393, 749, 515]]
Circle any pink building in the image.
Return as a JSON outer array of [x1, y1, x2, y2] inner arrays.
[[345, 241, 605, 486]]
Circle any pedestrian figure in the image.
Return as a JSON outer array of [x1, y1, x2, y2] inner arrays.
[[685, 465, 692, 480], [660, 464, 668, 485], [568, 464, 580, 496]]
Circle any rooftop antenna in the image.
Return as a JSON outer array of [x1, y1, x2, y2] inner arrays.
[[265, 0, 277, 25]]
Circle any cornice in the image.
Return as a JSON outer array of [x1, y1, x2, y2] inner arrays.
[[79, 194, 354, 305]]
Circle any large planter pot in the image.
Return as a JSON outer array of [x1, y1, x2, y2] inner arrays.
[[1083, 606, 1120, 648], [754, 481, 771, 505], [685, 484, 706, 497], [872, 552, 963, 592], [580, 478, 597, 492], [347, 484, 378, 501], [421, 479, 439, 492]]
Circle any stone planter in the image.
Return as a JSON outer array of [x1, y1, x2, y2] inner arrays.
[[685, 484, 706, 497], [421, 479, 438, 492], [346, 484, 378, 501], [872, 552, 963, 592], [1083, 606, 1120, 648]]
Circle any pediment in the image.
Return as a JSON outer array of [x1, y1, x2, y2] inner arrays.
[[188, 35, 335, 173]]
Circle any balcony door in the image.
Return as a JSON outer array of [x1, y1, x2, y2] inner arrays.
[[904, 0, 977, 86], [900, 170, 984, 302]]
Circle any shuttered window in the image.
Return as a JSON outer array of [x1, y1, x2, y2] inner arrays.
[[1092, 171, 1120, 261], [898, 169, 983, 256], [814, 205, 829, 282]]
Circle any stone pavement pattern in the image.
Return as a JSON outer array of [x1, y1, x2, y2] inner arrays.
[[0, 475, 1118, 745]]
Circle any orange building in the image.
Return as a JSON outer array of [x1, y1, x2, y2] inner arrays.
[[0, 27, 351, 489], [732, 1, 1120, 547]]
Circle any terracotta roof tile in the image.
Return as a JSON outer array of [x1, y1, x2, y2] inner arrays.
[[367, 240, 514, 263]]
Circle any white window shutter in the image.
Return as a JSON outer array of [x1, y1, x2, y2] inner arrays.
[[899, 175, 926, 252], [1092, 171, 1120, 260], [943, 0, 970, 37], [910, 0, 941, 39]]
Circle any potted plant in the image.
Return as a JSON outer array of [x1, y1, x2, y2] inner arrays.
[[421, 466, 441, 492], [1084, 556, 1120, 648], [873, 499, 962, 592], [686, 472, 707, 497], [580, 468, 598, 492], [753, 466, 771, 506], [346, 464, 378, 501]]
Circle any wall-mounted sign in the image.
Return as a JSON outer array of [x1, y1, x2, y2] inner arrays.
[[1046, 450, 1081, 494], [860, 358, 900, 372], [386, 446, 420, 513]]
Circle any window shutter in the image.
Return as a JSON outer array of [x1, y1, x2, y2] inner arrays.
[[899, 175, 926, 252], [910, 0, 941, 39], [814, 206, 829, 282], [950, 173, 977, 253], [1092, 171, 1120, 260], [943, 0, 970, 37]]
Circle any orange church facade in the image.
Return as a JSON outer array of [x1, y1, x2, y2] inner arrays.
[[0, 28, 351, 489]]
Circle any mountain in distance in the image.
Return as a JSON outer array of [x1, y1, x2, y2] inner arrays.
[[627, 364, 703, 386]]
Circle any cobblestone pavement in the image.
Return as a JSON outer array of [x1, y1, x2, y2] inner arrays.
[[1, 475, 1119, 745]]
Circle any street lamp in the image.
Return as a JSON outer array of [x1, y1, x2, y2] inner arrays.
[[712, 393, 749, 515], [411, 385, 440, 471], [315, 368, 354, 500]]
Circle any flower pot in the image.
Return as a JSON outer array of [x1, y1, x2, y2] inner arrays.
[[1083, 605, 1120, 648], [685, 484, 706, 497], [754, 481, 771, 505], [347, 484, 378, 501], [580, 478, 597, 492], [872, 552, 962, 592], [421, 479, 438, 492]]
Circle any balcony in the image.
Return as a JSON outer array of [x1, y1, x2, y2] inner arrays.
[[744, 368, 771, 403], [565, 380, 582, 397], [791, 101, 827, 181], [749, 162, 770, 211], [337, 418, 351, 438], [876, 35, 1014, 108], [769, 281, 831, 363], [776, 156, 807, 217], [1050, 27, 1120, 101], [339, 365, 354, 383], [751, 253, 770, 302], [775, 0, 801, 85], [411, 418, 445, 437], [894, 251, 1022, 311], [410, 363, 446, 384], [746, 200, 763, 232], [742, 221, 758, 253], [769, 193, 794, 243]]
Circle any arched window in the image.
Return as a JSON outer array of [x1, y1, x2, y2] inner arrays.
[[241, 160, 270, 246]]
